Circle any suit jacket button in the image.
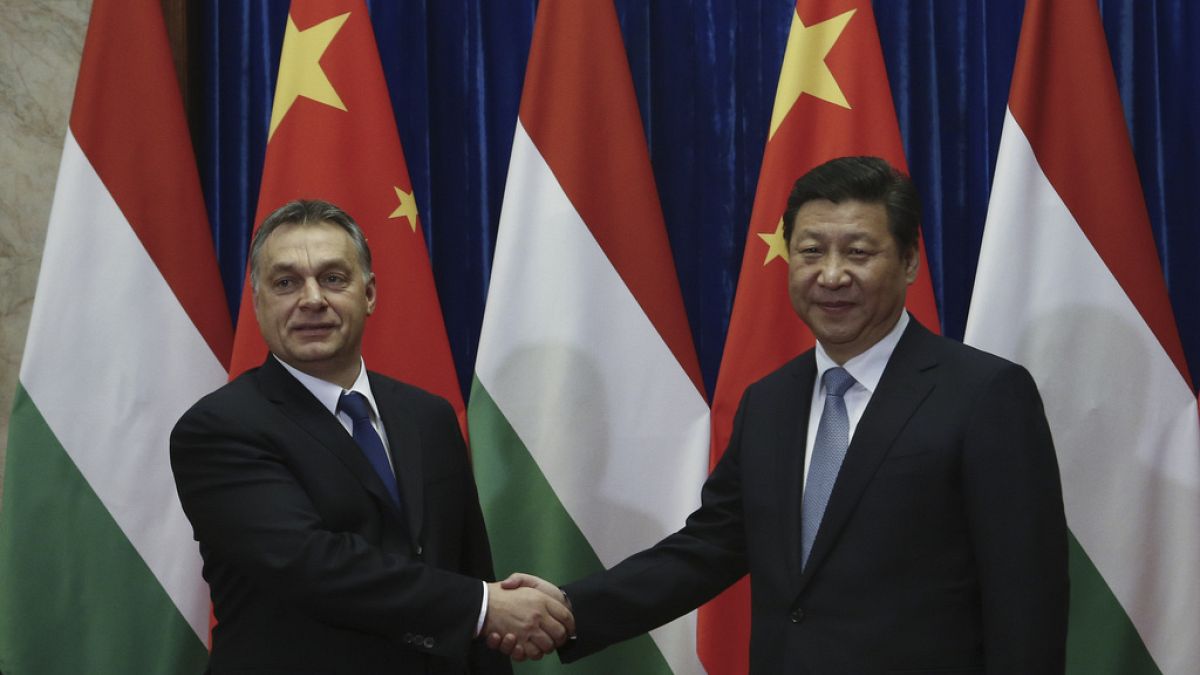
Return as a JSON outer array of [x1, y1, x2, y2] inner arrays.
[[423, 637, 435, 649], [403, 632, 414, 643], [791, 608, 804, 623], [416, 544, 423, 556]]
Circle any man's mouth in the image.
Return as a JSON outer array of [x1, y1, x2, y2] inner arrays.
[[815, 300, 855, 312], [290, 323, 337, 336]]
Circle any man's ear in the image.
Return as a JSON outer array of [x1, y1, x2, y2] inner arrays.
[[903, 246, 920, 284], [364, 273, 378, 315]]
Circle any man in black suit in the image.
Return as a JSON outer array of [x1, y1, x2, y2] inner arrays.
[[496, 157, 1069, 673], [171, 200, 572, 674]]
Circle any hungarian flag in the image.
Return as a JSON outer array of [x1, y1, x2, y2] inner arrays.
[[964, 1, 1200, 673], [469, 1, 708, 673], [0, 0, 231, 672], [228, 0, 462, 421], [701, 1, 939, 671]]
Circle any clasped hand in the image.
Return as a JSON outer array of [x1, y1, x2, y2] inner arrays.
[[483, 573, 572, 661]]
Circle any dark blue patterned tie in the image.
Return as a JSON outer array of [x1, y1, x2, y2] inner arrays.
[[800, 367, 856, 569], [338, 391, 401, 508]]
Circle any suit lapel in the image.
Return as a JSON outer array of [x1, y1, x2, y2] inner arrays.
[[370, 373, 425, 545], [797, 321, 939, 589], [255, 357, 411, 531], [782, 353, 818, 591]]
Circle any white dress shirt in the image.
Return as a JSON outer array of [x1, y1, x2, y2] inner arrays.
[[802, 312, 909, 489], [277, 356, 393, 465]]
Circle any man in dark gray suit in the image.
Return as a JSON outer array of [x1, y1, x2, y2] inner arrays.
[[496, 157, 1069, 673], [172, 200, 572, 674]]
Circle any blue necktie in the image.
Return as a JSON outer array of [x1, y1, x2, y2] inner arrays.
[[338, 391, 402, 508], [800, 367, 856, 569]]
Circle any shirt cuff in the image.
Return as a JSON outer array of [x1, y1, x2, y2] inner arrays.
[[475, 580, 488, 637]]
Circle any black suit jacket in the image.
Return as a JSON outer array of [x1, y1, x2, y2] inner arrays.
[[170, 356, 510, 675], [561, 318, 1068, 674]]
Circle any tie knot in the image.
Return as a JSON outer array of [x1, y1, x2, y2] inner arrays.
[[822, 367, 855, 397], [338, 391, 373, 423]]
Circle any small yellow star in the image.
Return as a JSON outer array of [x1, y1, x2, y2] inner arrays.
[[758, 218, 789, 266], [389, 186, 420, 232], [268, 12, 351, 140], [768, 8, 856, 139]]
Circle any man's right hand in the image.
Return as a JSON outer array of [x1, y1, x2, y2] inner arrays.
[[498, 572, 568, 605], [483, 580, 574, 661]]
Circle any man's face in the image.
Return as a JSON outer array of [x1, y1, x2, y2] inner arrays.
[[253, 221, 375, 386], [787, 199, 918, 364]]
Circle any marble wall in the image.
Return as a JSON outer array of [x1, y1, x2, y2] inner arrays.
[[0, 0, 92, 506]]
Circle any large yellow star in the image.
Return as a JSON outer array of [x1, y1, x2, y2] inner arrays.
[[268, 12, 351, 140], [758, 218, 789, 266], [389, 186, 420, 232], [768, 8, 856, 139]]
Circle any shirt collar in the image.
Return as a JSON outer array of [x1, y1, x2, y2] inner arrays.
[[814, 311, 909, 395], [274, 355, 381, 420]]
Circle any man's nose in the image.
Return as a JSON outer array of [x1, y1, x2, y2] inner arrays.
[[298, 278, 326, 308], [817, 255, 850, 287]]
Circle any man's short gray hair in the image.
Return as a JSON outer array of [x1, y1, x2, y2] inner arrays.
[[249, 199, 373, 293]]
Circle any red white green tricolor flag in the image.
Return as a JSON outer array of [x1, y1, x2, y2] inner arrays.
[[0, 0, 231, 671], [701, 1, 939, 671], [965, 1, 1200, 673], [469, 1, 708, 673]]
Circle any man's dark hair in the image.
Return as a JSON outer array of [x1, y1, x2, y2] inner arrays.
[[249, 199, 373, 292], [782, 156, 921, 255]]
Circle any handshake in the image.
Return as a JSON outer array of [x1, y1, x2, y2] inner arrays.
[[482, 573, 573, 662]]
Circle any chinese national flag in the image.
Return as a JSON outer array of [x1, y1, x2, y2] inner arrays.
[[698, 1, 939, 672], [228, 1, 463, 422]]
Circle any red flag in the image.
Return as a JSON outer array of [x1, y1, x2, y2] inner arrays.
[[699, 1, 939, 671], [228, 0, 463, 423]]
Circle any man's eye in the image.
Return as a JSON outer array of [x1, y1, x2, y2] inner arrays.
[[274, 278, 293, 289], [324, 274, 346, 284]]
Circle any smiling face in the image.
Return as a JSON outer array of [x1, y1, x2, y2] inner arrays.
[[787, 199, 918, 364], [252, 221, 376, 387]]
